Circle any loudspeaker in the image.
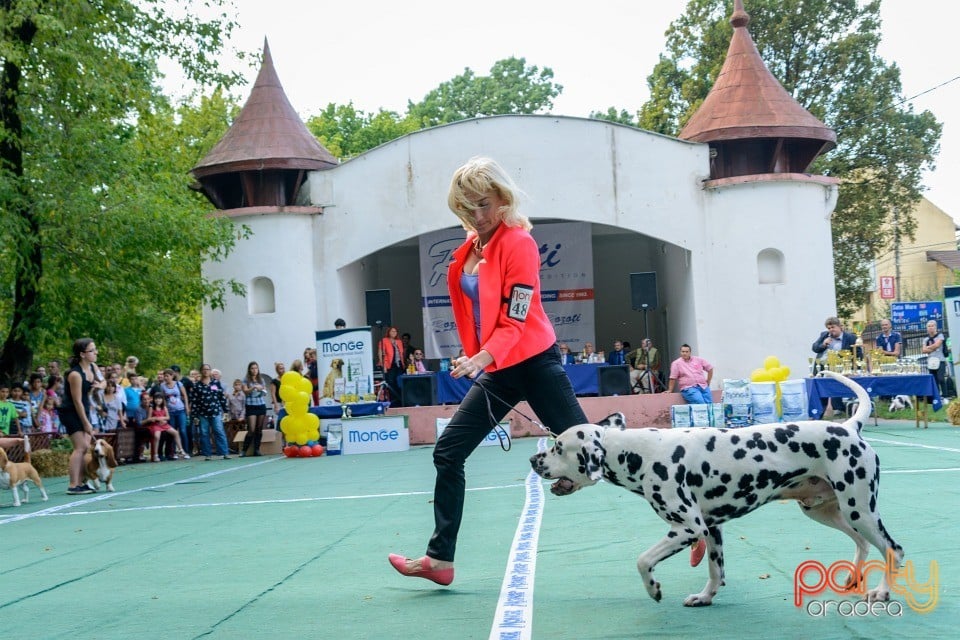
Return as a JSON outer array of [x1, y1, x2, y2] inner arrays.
[[365, 289, 392, 327], [598, 365, 631, 396], [402, 375, 437, 407], [630, 272, 658, 311]]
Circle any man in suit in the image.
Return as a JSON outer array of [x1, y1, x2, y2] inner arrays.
[[557, 342, 575, 365], [606, 340, 627, 366], [811, 316, 860, 414]]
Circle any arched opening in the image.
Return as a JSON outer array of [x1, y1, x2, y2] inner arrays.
[[757, 248, 785, 284], [250, 276, 276, 314]]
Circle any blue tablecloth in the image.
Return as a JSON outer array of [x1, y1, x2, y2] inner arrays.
[[436, 364, 602, 404], [804, 375, 942, 418], [278, 402, 390, 420]]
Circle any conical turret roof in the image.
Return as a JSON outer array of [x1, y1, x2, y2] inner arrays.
[[678, 0, 835, 162], [192, 39, 337, 178]]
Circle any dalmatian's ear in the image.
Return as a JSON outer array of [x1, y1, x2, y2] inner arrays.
[[596, 412, 626, 430]]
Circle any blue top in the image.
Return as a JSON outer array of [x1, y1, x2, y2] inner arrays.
[[460, 272, 481, 342]]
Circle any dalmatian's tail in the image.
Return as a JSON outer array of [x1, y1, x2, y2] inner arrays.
[[818, 370, 871, 432]]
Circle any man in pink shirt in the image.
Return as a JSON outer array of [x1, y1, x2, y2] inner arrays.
[[667, 344, 714, 404]]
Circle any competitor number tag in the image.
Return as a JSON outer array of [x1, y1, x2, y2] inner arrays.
[[508, 284, 534, 321]]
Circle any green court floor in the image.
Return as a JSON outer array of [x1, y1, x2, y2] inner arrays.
[[1, 419, 957, 639]]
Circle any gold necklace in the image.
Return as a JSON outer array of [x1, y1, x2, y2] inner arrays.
[[472, 236, 485, 258]]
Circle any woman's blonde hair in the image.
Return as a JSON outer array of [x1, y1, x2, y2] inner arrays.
[[447, 157, 531, 232]]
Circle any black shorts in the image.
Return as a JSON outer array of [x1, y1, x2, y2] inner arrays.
[[59, 410, 86, 435], [245, 404, 267, 417]]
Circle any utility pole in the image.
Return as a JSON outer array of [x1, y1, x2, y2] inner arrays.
[[893, 206, 901, 301]]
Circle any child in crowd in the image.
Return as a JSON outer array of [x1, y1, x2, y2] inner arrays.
[[141, 393, 190, 462], [124, 374, 145, 426], [0, 384, 21, 435], [228, 379, 246, 421], [10, 385, 33, 433], [36, 395, 59, 433]]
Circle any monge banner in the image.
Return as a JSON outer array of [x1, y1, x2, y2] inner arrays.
[[418, 222, 595, 358], [315, 327, 374, 400]]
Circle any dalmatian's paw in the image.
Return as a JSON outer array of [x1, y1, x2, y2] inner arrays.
[[683, 592, 715, 607]]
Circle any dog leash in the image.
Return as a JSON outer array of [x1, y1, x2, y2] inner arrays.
[[472, 379, 559, 451]]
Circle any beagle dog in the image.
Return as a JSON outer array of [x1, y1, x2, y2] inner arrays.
[[322, 358, 345, 399], [84, 438, 118, 492], [0, 437, 49, 507]]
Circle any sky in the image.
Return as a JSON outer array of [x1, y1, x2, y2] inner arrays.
[[170, 0, 960, 219]]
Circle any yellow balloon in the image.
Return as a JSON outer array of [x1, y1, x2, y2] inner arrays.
[[769, 367, 788, 382], [307, 428, 320, 442], [750, 368, 773, 383], [781, 366, 791, 379], [284, 397, 308, 416], [279, 384, 299, 401], [297, 376, 314, 395], [304, 413, 320, 429], [763, 356, 781, 370], [281, 371, 303, 386]]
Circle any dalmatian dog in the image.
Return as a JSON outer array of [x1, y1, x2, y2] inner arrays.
[[530, 370, 903, 607]]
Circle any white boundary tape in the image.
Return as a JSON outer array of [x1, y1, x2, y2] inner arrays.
[[488, 437, 548, 640]]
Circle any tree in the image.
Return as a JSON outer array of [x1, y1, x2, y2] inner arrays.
[[406, 57, 563, 128], [305, 103, 419, 160], [637, 0, 941, 317], [0, 0, 246, 382], [304, 57, 564, 159]]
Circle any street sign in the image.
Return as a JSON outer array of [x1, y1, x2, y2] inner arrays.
[[890, 301, 943, 331], [879, 276, 895, 299]]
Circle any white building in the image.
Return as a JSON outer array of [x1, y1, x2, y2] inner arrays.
[[194, 4, 840, 387]]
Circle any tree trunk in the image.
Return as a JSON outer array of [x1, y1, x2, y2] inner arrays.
[[0, 9, 40, 385]]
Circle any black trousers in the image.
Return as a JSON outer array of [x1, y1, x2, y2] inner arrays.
[[426, 344, 587, 562]]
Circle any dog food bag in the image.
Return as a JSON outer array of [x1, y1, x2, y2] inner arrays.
[[710, 403, 725, 427], [690, 403, 711, 427], [749, 381, 778, 423], [722, 379, 752, 427], [780, 379, 807, 421], [671, 404, 692, 428]]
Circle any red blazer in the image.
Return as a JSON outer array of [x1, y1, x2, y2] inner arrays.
[[447, 224, 556, 372], [379, 337, 405, 370]]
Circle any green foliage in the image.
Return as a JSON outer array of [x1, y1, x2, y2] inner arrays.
[[590, 108, 639, 127], [305, 103, 419, 159], [0, 0, 248, 381], [405, 57, 562, 128], [639, 0, 941, 317], [50, 436, 74, 453], [305, 57, 563, 160]]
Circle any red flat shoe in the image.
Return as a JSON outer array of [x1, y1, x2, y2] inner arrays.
[[690, 539, 707, 567], [388, 554, 454, 586]]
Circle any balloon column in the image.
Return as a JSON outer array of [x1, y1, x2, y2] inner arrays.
[[749, 356, 791, 417], [278, 371, 324, 458]]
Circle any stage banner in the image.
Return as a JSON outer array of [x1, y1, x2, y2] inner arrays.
[[418, 222, 595, 358], [315, 327, 375, 401]]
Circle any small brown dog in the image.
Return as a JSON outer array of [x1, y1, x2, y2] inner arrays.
[[84, 438, 117, 492], [0, 437, 49, 507]]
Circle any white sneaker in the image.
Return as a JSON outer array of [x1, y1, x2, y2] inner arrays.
[[179, 451, 191, 459]]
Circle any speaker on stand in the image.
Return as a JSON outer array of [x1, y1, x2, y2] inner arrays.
[[630, 272, 660, 393]]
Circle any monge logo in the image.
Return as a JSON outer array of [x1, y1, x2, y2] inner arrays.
[[322, 339, 366, 354], [794, 550, 938, 616], [427, 238, 463, 288], [348, 429, 399, 443]]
